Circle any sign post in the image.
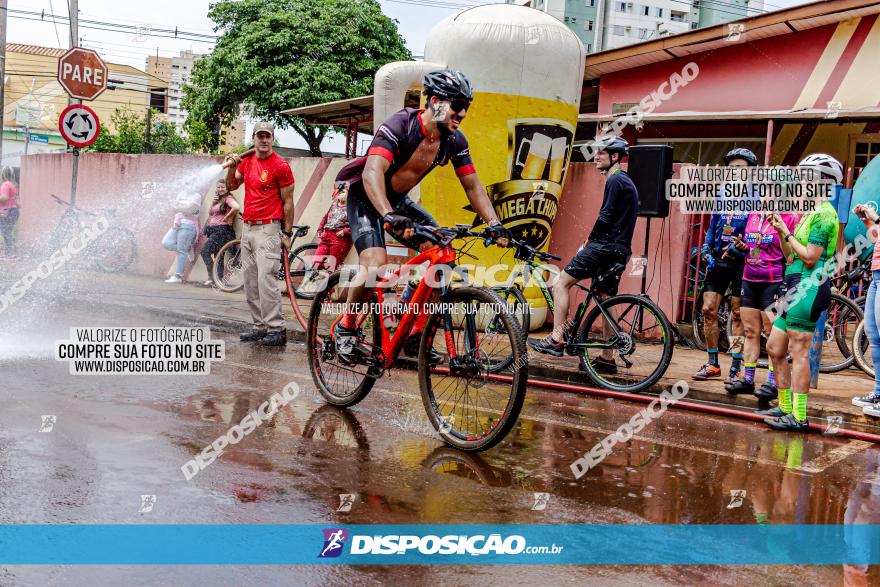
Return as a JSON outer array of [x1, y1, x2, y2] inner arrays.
[[57, 47, 107, 206]]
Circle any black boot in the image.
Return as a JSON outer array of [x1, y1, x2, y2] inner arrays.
[[259, 331, 287, 347], [240, 329, 267, 342]]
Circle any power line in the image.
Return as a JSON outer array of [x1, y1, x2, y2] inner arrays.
[[46, 0, 63, 48], [5, 9, 218, 43]]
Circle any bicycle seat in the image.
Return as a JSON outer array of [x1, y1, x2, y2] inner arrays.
[[292, 224, 309, 237], [598, 263, 626, 282]]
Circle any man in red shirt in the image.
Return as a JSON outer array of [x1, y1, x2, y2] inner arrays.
[[224, 122, 295, 346]]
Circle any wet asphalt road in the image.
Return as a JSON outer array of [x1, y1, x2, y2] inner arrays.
[[1, 300, 880, 585]]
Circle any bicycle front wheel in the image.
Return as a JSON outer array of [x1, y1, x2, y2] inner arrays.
[[419, 286, 528, 452], [484, 285, 530, 373], [213, 239, 244, 293], [286, 243, 323, 300], [820, 293, 862, 373], [576, 294, 675, 393], [853, 320, 875, 377]]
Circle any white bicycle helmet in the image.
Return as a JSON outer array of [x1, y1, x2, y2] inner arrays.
[[798, 153, 843, 183]]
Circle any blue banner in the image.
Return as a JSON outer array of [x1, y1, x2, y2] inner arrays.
[[2, 524, 880, 564]]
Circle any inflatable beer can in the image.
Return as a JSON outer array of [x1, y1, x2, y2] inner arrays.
[[375, 5, 585, 328]]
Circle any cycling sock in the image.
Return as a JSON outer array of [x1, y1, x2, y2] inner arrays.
[[778, 388, 792, 414], [786, 437, 804, 468], [743, 363, 756, 384], [754, 512, 769, 524], [773, 437, 787, 461], [731, 353, 743, 371], [793, 392, 808, 422], [708, 348, 719, 367], [766, 364, 776, 387]]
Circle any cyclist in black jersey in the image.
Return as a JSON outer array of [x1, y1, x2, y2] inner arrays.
[[333, 70, 510, 360]]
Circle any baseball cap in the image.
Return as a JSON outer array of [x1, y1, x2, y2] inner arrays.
[[253, 122, 275, 136]]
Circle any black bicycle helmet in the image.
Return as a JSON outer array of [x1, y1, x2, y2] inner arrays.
[[423, 70, 474, 101], [594, 135, 629, 156], [723, 147, 758, 166]]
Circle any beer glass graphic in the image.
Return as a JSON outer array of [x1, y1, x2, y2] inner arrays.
[[548, 136, 569, 183], [515, 132, 552, 180]]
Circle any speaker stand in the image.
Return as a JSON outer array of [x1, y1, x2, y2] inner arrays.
[[640, 217, 651, 297]]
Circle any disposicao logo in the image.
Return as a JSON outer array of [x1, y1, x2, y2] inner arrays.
[[319, 528, 348, 558]]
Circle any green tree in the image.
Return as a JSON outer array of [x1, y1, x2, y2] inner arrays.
[[89, 106, 189, 154], [182, 0, 411, 155]]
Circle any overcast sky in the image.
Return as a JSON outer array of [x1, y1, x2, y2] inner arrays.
[[6, 0, 813, 152]]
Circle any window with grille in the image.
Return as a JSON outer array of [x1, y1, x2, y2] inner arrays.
[[851, 138, 880, 183]]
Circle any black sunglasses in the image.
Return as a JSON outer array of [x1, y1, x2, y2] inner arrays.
[[449, 99, 471, 113]]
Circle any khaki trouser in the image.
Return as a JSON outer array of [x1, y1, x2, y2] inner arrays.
[[241, 222, 284, 332]]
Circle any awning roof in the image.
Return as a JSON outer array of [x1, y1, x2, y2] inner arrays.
[[281, 91, 421, 133], [580, 107, 880, 123], [585, 0, 880, 81]]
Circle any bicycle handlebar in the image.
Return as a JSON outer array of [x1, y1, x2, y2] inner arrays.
[[508, 237, 561, 262], [383, 222, 491, 248]]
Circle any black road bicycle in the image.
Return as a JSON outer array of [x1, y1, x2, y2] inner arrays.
[[489, 238, 675, 393]]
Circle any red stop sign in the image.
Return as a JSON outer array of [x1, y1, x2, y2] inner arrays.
[[57, 47, 108, 101]]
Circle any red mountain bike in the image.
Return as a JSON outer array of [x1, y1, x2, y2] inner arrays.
[[306, 224, 528, 451]]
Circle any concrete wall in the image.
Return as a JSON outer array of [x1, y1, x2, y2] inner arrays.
[[19, 152, 690, 323], [18, 152, 351, 281], [549, 162, 688, 324]]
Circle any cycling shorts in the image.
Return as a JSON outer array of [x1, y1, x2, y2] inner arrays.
[[563, 241, 630, 296], [740, 280, 783, 311], [702, 259, 744, 297], [773, 273, 831, 333], [346, 182, 438, 253]]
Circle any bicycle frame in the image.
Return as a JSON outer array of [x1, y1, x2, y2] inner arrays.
[[507, 257, 625, 351], [331, 239, 458, 370]]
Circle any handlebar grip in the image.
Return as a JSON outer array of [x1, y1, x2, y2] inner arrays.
[[548, 253, 562, 261]]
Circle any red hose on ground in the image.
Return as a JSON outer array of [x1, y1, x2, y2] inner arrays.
[[433, 367, 880, 444]]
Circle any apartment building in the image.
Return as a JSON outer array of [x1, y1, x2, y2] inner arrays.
[[146, 50, 197, 133], [146, 50, 244, 151], [515, 0, 761, 52]]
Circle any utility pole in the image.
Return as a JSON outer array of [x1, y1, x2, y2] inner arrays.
[[68, 0, 80, 204], [0, 0, 8, 166], [145, 107, 152, 153]]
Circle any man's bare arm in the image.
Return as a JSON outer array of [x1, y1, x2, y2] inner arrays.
[[224, 155, 243, 192], [459, 172, 500, 225], [362, 156, 394, 216], [280, 182, 295, 232]]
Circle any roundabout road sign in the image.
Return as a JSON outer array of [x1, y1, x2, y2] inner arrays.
[[58, 104, 101, 148]]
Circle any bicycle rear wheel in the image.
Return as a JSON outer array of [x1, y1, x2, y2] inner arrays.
[[213, 239, 244, 293], [94, 228, 137, 273], [307, 270, 382, 407], [419, 286, 528, 452], [853, 320, 875, 377], [576, 294, 675, 393], [820, 293, 862, 373], [691, 291, 731, 352], [484, 285, 529, 373]]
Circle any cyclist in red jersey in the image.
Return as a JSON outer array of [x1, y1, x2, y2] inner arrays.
[[333, 70, 510, 360]]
